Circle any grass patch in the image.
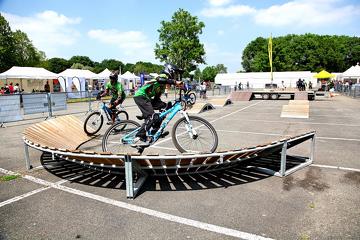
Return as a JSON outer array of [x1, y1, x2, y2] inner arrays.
[[0, 175, 20, 182], [299, 233, 310, 240], [309, 202, 315, 209]]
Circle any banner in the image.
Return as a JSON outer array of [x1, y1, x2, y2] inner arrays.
[[140, 73, 144, 86]]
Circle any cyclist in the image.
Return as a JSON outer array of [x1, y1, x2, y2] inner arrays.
[[133, 63, 183, 146], [98, 72, 126, 124]]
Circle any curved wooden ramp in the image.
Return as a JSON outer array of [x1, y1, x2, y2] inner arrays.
[[186, 102, 215, 114], [23, 116, 316, 199], [207, 98, 233, 107]]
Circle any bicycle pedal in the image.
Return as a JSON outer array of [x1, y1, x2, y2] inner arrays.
[[160, 131, 169, 138]]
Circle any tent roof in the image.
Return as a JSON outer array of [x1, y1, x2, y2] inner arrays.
[[58, 69, 98, 79], [120, 71, 139, 80], [313, 70, 335, 79], [96, 68, 112, 79], [342, 63, 360, 78], [0, 66, 58, 80]]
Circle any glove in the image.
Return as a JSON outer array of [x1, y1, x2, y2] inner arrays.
[[166, 101, 173, 110]]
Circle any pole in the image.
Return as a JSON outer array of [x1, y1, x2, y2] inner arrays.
[[268, 33, 273, 88]]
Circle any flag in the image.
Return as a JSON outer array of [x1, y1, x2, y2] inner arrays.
[[268, 33, 273, 83]]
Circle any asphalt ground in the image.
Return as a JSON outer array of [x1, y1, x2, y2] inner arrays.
[[0, 95, 360, 239]]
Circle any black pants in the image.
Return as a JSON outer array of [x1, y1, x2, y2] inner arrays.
[[134, 96, 166, 138], [134, 96, 166, 119]]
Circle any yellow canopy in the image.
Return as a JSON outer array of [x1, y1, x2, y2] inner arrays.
[[313, 70, 335, 79]]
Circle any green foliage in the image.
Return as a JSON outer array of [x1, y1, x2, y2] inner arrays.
[[123, 63, 135, 73], [45, 58, 71, 73], [69, 55, 95, 67], [215, 64, 227, 73], [155, 9, 205, 74], [242, 34, 360, 72], [0, 175, 19, 182], [0, 14, 43, 72], [202, 66, 218, 82], [132, 61, 163, 75], [193, 68, 202, 81]]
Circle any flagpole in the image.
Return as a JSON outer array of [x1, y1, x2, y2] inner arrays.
[[268, 33, 273, 88]]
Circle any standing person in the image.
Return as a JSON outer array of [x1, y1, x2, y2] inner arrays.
[[0, 87, 5, 94], [201, 81, 207, 99], [246, 81, 250, 89], [14, 83, 20, 93], [44, 81, 50, 92], [8, 82, 14, 94], [238, 82, 242, 90], [164, 85, 168, 98], [98, 72, 126, 124], [133, 64, 183, 146], [309, 81, 313, 90]]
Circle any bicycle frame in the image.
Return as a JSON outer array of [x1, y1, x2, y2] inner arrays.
[[122, 89, 196, 145]]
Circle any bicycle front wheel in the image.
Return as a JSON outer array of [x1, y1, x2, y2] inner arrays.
[[115, 110, 129, 122], [102, 120, 141, 153], [172, 116, 218, 153], [84, 111, 103, 135]]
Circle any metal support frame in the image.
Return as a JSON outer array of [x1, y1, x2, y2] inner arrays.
[[255, 135, 315, 177], [124, 155, 148, 199], [24, 143, 32, 170]]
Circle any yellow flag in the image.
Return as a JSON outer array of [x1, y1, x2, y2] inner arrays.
[[268, 34, 273, 82]]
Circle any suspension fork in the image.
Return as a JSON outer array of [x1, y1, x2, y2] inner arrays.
[[180, 111, 197, 137]]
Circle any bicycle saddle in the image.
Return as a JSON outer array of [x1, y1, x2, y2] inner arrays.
[[136, 115, 144, 120]]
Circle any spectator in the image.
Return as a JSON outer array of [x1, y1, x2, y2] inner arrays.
[[0, 87, 5, 94], [309, 81, 312, 90], [246, 81, 250, 89], [14, 83, 20, 93], [44, 81, 50, 92], [238, 82, 242, 90], [9, 82, 14, 94]]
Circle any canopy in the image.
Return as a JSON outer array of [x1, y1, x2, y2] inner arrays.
[[342, 63, 360, 78], [96, 68, 112, 79], [313, 70, 335, 79], [120, 71, 140, 80], [58, 69, 98, 79], [0, 66, 58, 80]]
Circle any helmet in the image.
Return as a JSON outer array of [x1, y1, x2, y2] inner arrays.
[[109, 72, 118, 81], [163, 63, 178, 78]]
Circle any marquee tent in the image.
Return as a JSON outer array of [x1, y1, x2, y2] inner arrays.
[[58, 69, 98, 94], [119, 71, 140, 93], [96, 68, 112, 80], [0, 66, 58, 92], [313, 70, 335, 79], [342, 63, 360, 83]]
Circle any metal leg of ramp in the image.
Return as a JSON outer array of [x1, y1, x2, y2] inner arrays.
[[125, 155, 148, 199], [24, 143, 33, 170], [253, 135, 315, 177]]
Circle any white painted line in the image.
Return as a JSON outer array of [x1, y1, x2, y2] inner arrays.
[[214, 129, 360, 142], [0, 167, 272, 239], [312, 164, 360, 172], [33, 165, 44, 170], [153, 101, 263, 147], [0, 187, 50, 208]]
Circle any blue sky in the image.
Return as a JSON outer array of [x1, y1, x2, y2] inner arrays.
[[1, 0, 359, 72]]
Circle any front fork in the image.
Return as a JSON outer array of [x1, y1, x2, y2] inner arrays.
[[180, 111, 197, 138]]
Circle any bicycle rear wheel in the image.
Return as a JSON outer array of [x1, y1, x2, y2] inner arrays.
[[84, 111, 103, 135], [172, 116, 218, 153], [102, 120, 141, 153], [115, 110, 129, 122], [188, 93, 196, 105]]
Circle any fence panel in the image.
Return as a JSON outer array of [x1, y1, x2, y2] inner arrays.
[[50, 93, 67, 112], [0, 95, 22, 123], [22, 93, 49, 115]]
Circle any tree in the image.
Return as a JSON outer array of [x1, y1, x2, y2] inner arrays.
[[69, 56, 95, 67], [215, 64, 227, 73], [12, 30, 42, 67], [242, 34, 360, 72], [193, 68, 202, 82], [99, 59, 124, 72], [202, 66, 217, 82], [45, 58, 71, 73], [155, 9, 205, 74]]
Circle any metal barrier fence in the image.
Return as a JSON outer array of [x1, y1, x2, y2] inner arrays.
[[0, 95, 22, 126], [335, 84, 360, 98]]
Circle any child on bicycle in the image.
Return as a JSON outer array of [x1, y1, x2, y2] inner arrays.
[[98, 72, 126, 124], [133, 63, 183, 146]]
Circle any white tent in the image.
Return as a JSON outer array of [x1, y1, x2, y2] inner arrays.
[[58, 69, 98, 93], [96, 68, 112, 80], [342, 63, 360, 83], [0, 66, 58, 92], [215, 71, 316, 89], [119, 71, 140, 93], [0, 66, 58, 79]]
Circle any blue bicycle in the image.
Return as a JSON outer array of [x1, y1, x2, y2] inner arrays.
[[83, 100, 128, 135], [101, 65, 218, 154]]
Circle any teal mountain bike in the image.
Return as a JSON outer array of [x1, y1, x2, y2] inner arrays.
[[102, 65, 218, 154]]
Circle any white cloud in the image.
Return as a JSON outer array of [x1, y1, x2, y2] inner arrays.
[[201, 5, 256, 17], [254, 0, 360, 27], [88, 29, 154, 62], [201, 0, 360, 28], [1, 11, 81, 56], [208, 0, 232, 7]]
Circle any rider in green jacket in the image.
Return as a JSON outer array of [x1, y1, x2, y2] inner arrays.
[[134, 66, 182, 146]]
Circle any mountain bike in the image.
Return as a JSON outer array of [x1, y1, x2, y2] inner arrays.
[[83, 100, 128, 135], [102, 63, 218, 154], [181, 89, 196, 106]]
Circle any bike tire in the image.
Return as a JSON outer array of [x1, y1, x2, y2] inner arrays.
[[188, 92, 196, 105], [181, 100, 187, 111], [115, 110, 129, 122], [171, 116, 218, 153], [84, 111, 103, 135], [102, 120, 141, 153]]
